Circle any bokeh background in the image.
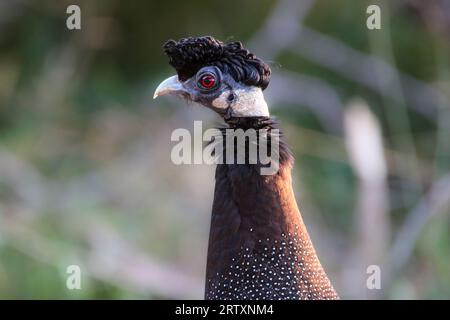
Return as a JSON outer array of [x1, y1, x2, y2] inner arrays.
[[1, 0, 450, 299]]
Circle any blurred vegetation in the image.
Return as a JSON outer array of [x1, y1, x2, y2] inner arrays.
[[0, 0, 450, 299]]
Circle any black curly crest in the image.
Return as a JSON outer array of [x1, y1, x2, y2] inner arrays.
[[163, 36, 271, 90]]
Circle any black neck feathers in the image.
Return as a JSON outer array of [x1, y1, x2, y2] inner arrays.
[[204, 117, 339, 300], [224, 116, 276, 130]]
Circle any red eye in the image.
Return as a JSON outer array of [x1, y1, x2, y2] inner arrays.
[[198, 74, 217, 90]]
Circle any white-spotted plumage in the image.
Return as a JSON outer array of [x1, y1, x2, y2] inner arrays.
[[206, 226, 339, 300]]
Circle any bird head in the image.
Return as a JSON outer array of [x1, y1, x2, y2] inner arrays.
[[154, 36, 271, 118]]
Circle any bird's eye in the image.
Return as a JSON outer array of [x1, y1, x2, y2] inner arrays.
[[198, 73, 217, 90]]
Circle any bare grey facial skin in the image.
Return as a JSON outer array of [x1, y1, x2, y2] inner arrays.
[[154, 66, 269, 118], [154, 64, 278, 175]]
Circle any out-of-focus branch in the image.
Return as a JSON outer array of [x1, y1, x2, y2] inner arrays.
[[384, 174, 450, 286], [269, 71, 343, 134], [251, 0, 447, 122], [410, 0, 450, 41], [0, 214, 203, 298], [250, 0, 342, 134], [0, 147, 48, 214], [84, 224, 203, 298], [342, 99, 390, 299], [282, 123, 433, 187], [249, 0, 346, 135], [295, 27, 444, 120], [249, 0, 315, 59]]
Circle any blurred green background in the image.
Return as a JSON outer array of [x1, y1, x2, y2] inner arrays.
[[0, 0, 449, 299]]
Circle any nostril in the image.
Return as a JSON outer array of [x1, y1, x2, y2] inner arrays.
[[227, 93, 236, 103]]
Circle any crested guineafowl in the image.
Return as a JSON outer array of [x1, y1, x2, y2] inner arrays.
[[154, 36, 339, 300]]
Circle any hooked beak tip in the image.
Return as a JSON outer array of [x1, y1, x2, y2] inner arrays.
[[153, 75, 184, 100]]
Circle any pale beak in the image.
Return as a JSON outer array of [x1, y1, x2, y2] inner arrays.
[[153, 75, 186, 99]]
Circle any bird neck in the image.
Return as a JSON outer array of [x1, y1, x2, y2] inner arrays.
[[205, 117, 338, 299]]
